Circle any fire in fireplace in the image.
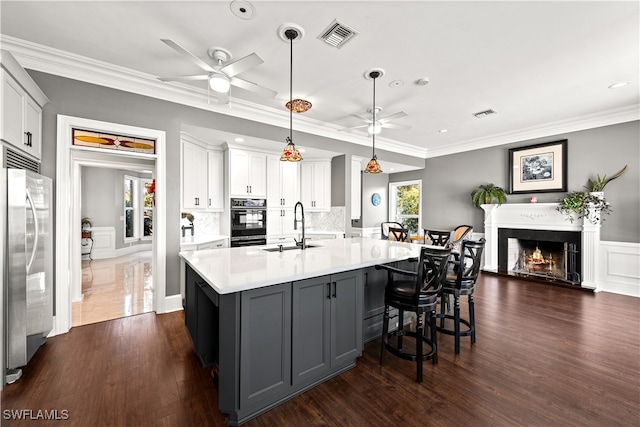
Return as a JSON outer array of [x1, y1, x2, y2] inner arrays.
[[498, 228, 581, 285]]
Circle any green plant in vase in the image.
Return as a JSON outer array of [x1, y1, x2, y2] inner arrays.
[[585, 165, 627, 192], [556, 191, 611, 224], [471, 184, 507, 207]]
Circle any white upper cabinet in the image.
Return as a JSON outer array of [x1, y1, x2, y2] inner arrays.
[[207, 150, 224, 211], [229, 149, 267, 198], [182, 141, 208, 210], [1, 51, 49, 161], [181, 139, 223, 212], [300, 161, 331, 212], [267, 155, 299, 209]]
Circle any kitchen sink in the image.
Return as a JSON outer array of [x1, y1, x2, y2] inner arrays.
[[263, 244, 319, 252]]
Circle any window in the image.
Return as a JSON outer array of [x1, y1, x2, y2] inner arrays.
[[124, 175, 153, 242], [389, 180, 421, 234], [143, 179, 154, 238], [124, 176, 136, 241]]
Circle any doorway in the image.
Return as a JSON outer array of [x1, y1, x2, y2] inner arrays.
[[55, 115, 166, 335], [72, 165, 156, 326]]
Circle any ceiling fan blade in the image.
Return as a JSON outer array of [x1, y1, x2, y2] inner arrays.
[[339, 124, 368, 132], [229, 77, 277, 98], [158, 74, 209, 82], [350, 113, 373, 123], [381, 123, 412, 130], [161, 39, 216, 73], [377, 111, 408, 124], [221, 52, 264, 77]]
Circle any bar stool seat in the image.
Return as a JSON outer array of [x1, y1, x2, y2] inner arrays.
[[376, 246, 452, 382]]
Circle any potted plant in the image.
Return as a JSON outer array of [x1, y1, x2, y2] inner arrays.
[[585, 165, 627, 193], [81, 217, 92, 238], [556, 191, 611, 224], [471, 184, 507, 207]]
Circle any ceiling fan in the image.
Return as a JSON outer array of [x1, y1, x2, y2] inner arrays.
[[341, 107, 411, 134], [157, 39, 277, 104]]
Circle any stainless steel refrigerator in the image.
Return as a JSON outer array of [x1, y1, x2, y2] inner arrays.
[[3, 168, 53, 384]]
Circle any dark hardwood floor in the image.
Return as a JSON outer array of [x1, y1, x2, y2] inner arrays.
[[2, 274, 639, 426]]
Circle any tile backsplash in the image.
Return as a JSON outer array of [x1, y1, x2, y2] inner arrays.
[[184, 212, 221, 236], [306, 206, 345, 232]]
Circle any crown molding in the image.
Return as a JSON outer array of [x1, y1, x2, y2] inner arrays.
[[1, 35, 427, 159], [426, 104, 640, 158], [4, 35, 634, 162]]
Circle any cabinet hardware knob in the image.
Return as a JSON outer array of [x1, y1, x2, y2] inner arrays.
[[332, 282, 337, 298], [326, 283, 331, 299]]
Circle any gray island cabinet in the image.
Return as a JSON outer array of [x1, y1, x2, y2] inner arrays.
[[180, 237, 422, 425]]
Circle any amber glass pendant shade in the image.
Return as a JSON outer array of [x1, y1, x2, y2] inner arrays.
[[286, 99, 312, 113], [364, 156, 382, 174], [280, 137, 302, 162]]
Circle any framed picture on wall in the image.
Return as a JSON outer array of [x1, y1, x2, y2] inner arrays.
[[508, 140, 567, 194]]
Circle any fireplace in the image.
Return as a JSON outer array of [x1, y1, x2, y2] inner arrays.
[[498, 228, 581, 285], [481, 203, 602, 290]]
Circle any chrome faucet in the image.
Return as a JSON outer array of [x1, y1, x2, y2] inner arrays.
[[293, 201, 306, 249]]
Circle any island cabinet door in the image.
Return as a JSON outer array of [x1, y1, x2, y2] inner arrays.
[[240, 283, 292, 410], [330, 270, 363, 367], [363, 265, 389, 343], [292, 276, 332, 386]]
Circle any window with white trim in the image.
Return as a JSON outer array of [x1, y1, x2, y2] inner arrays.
[[124, 175, 153, 243], [389, 180, 422, 234]]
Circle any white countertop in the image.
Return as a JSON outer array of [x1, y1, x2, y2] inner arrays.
[[180, 237, 423, 294], [180, 234, 228, 246]]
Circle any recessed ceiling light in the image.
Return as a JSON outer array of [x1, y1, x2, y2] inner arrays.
[[230, 0, 256, 20], [608, 81, 630, 89], [415, 77, 429, 86], [389, 80, 404, 88], [438, 129, 448, 133], [234, 137, 244, 143]]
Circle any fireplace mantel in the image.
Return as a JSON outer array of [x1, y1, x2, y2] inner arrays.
[[481, 203, 600, 290]]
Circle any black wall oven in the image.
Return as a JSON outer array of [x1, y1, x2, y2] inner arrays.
[[230, 198, 267, 247]]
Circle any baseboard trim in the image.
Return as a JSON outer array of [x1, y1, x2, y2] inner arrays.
[[163, 294, 184, 313]]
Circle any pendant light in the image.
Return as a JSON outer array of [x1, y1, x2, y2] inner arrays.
[[280, 27, 303, 162], [364, 70, 382, 174]]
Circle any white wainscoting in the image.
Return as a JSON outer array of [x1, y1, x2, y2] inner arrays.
[[86, 227, 115, 259], [85, 227, 152, 260], [598, 241, 640, 297]]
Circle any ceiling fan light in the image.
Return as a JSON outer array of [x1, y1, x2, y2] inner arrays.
[[364, 156, 382, 174], [367, 122, 382, 135], [209, 74, 231, 93]]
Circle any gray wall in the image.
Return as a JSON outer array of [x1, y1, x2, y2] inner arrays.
[[390, 121, 640, 243], [30, 70, 425, 296], [361, 172, 389, 228], [81, 167, 151, 249]]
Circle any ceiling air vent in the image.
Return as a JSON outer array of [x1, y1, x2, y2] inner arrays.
[[473, 108, 498, 118], [318, 19, 359, 48]]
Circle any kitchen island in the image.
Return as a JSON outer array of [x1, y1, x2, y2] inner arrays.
[[179, 237, 422, 425]]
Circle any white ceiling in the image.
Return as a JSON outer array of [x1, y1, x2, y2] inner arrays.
[[1, 1, 638, 170]]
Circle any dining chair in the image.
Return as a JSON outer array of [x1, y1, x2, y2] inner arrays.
[[423, 229, 452, 247], [376, 245, 452, 382], [436, 238, 485, 354], [381, 222, 407, 241]]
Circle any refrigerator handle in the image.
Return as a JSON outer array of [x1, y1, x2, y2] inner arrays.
[[25, 188, 39, 274]]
